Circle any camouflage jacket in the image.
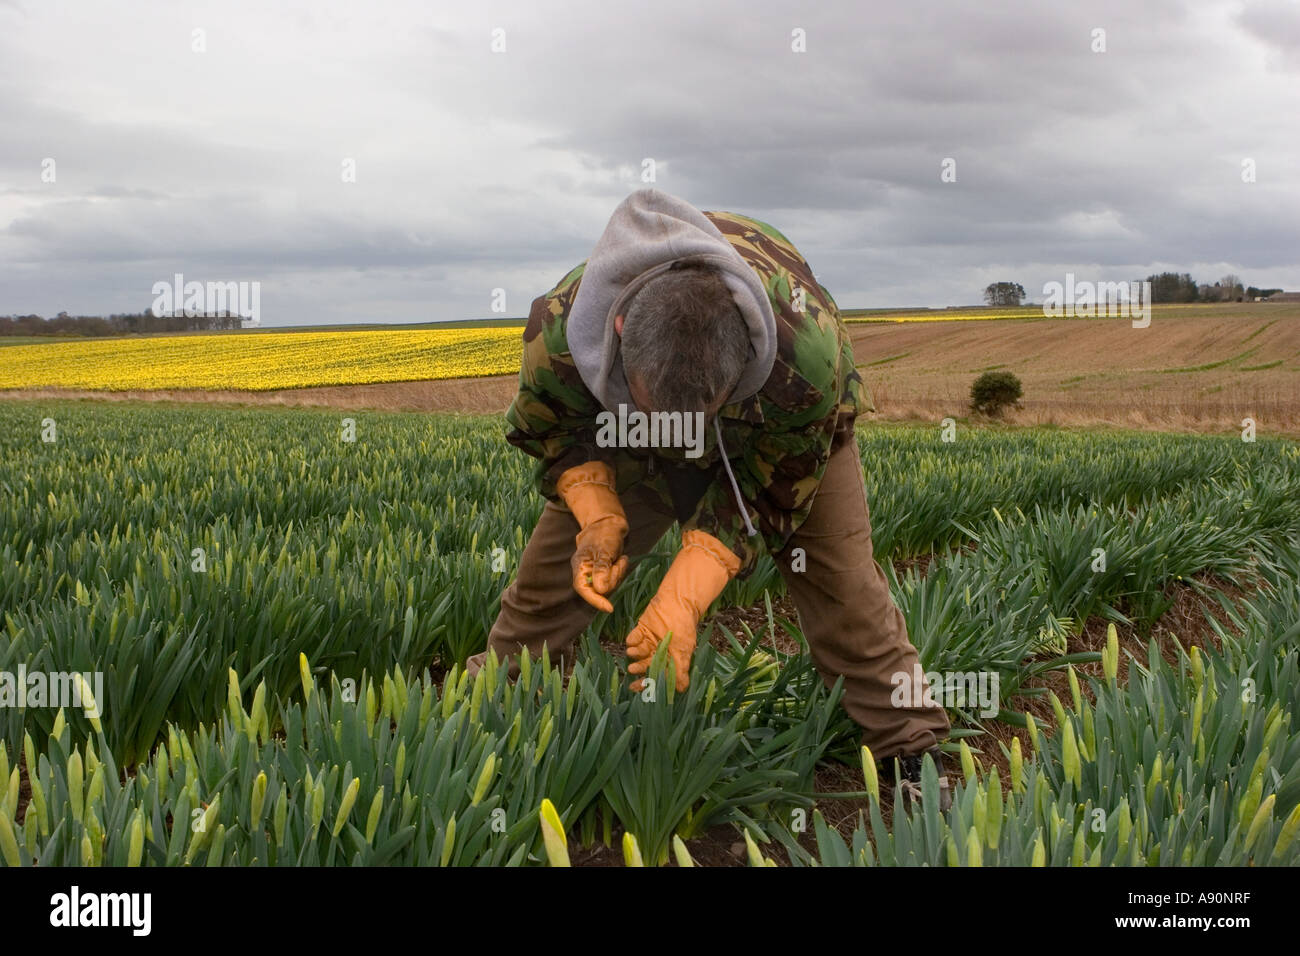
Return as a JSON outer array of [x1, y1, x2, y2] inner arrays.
[[505, 210, 872, 579]]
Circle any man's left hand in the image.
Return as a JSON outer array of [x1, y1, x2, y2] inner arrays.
[[626, 529, 741, 692]]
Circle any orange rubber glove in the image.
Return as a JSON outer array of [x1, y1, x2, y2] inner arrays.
[[557, 461, 630, 613], [626, 529, 741, 692]]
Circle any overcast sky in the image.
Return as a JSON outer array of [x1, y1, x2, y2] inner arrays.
[[1, 0, 1297, 324]]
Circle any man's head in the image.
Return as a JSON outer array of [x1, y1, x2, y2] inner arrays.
[[615, 263, 751, 416]]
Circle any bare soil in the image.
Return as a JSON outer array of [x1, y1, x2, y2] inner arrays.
[[854, 305, 1300, 435]]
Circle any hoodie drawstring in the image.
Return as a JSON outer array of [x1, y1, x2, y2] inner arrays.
[[714, 415, 758, 537]]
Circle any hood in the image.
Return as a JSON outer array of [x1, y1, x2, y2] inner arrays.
[[567, 188, 778, 413]]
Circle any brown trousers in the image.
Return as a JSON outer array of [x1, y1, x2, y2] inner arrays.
[[479, 437, 950, 759]]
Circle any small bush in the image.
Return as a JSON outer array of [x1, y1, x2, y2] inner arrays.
[[970, 371, 1022, 416]]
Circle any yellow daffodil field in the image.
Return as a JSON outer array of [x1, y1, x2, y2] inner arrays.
[[0, 328, 524, 391]]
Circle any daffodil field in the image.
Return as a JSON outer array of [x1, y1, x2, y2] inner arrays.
[[0, 328, 523, 391], [1, 400, 1298, 866]]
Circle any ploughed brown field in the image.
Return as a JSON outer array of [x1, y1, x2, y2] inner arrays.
[[853, 303, 1300, 435], [8, 302, 1298, 436]]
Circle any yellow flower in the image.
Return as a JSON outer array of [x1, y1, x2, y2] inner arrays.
[[0, 328, 523, 391]]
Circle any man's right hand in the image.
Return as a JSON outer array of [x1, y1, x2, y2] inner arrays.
[[557, 461, 630, 613], [571, 517, 629, 613]]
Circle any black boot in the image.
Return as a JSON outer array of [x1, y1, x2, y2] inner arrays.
[[886, 748, 952, 812]]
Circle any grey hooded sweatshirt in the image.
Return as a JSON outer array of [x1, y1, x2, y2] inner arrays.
[[566, 188, 778, 414]]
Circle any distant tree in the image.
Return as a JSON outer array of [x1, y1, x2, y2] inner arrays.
[[0, 308, 250, 337], [1145, 272, 1199, 303], [1220, 274, 1244, 302], [984, 282, 1026, 307], [1246, 287, 1284, 299]]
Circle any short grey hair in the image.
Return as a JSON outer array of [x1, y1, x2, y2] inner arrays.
[[620, 262, 751, 414]]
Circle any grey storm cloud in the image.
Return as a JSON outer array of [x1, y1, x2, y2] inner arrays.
[[0, 0, 1296, 323]]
